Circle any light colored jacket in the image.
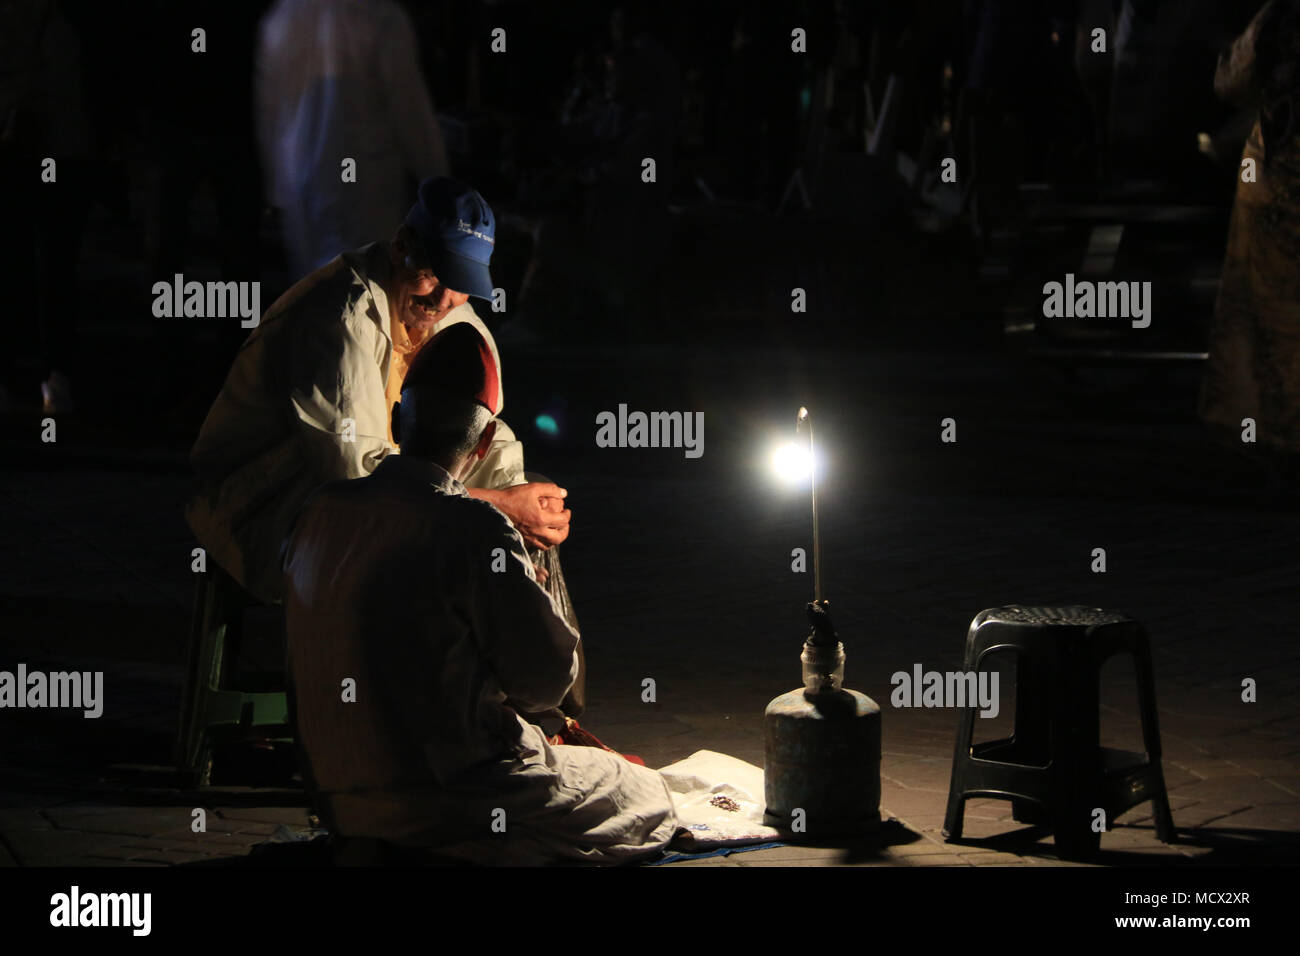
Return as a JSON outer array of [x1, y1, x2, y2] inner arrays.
[[282, 455, 677, 862], [186, 242, 522, 603]]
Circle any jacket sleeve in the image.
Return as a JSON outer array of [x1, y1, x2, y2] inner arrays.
[[470, 509, 580, 713], [461, 417, 527, 490], [286, 300, 393, 482]]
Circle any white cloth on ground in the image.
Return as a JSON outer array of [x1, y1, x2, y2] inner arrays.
[[657, 750, 785, 848]]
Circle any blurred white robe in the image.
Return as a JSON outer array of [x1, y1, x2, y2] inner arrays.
[[256, 0, 450, 277]]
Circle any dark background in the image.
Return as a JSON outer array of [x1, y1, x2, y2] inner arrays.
[[0, 0, 1296, 871]]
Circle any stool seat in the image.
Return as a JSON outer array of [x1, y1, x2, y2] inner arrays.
[[981, 605, 1128, 628], [942, 604, 1176, 858], [175, 564, 291, 787]]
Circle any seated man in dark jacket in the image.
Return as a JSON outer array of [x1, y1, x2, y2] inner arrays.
[[281, 324, 677, 864]]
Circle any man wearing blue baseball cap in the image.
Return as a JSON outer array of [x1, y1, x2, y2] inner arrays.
[[399, 176, 497, 301], [187, 177, 571, 611]]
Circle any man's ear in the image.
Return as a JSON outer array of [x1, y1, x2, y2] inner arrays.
[[390, 227, 409, 268], [391, 401, 402, 447], [474, 419, 498, 460]]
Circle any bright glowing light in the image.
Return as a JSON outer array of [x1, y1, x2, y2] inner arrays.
[[771, 440, 814, 484], [534, 414, 559, 437]]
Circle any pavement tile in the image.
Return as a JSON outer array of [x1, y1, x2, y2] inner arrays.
[[220, 823, 285, 838], [1249, 715, 1300, 738], [737, 855, 882, 867], [1167, 774, 1291, 805], [722, 845, 847, 863], [212, 807, 314, 825], [942, 817, 1037, 841], [1158, 764, 1201, 790], [881, 757, 954, 792], [1098, 824, 1165, 846], [125, 848, 219, 865], [944, 839, 1002, 854], [1115, 793, 1200, 825], [0, 809, 54, 831], [961, 798, 1014, 820], [897, 853, 970, 866], [1166, 758, 1227, 780], [152, 821, 245, 838], [3, 830, 157, 866], [1220, 758, 1300, 779], [41, 808, 194, 838], [1198, 734, 1298, 760], [1260, 775, 1300, 796], [960, 852, 1031, 866], [1205, 803, 1300, 832], [880, 782, 949, 808], [151, 830, 269, 851], [82, 858, 166, 867], [1159, 738, 1215, 763], [661, 855, 743, 866], [39, 857, 127, 868], [877, 837, 951, 856], [1167, 843, 1214, 859], [1163, 801, 1252, 829]]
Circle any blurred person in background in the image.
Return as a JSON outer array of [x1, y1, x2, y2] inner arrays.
[[256, 0, 450, 279], [1200, 0, 1300, 482]]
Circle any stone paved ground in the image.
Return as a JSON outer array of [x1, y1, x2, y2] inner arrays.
[[2, 341, 1297, 868]]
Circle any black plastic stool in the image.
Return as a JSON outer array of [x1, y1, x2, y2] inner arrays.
[[942, 605, 1176, 858]]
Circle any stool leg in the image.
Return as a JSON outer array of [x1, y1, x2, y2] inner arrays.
[[942, 701, 975, 840], [1052, 644, 1102, 859], [176, 570, 219, 786], [1013, 650, 1051, 760], [1052, 801, 1102, 859], [943, 634, 982, 841], [1132, 635, 1177, 843], [1011, 649, 1050, 824]]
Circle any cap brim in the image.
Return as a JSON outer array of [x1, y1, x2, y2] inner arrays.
[[431, 249, 495, 301]]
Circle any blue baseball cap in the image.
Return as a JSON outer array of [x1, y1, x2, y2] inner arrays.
[[403, 177, 496, 300]]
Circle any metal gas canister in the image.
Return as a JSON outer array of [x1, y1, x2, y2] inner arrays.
[[763, 601, 881, 836]]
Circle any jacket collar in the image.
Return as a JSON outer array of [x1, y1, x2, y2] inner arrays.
[[372, 453, 467, 497], [340, 241, 396, 345]]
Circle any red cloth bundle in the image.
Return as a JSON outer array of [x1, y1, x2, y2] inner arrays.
[[548, 717, 646, 766]]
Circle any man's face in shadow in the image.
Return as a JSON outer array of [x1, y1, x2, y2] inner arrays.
[[389, 234, 470, 333]]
